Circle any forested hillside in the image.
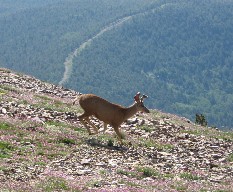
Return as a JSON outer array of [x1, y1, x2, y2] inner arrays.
[[0, 0, 233, 128], [0, 0, 154, 81]]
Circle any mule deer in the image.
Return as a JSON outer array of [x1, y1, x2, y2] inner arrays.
[[73, 92, 150, 144]]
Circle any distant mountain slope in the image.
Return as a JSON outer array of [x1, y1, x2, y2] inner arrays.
[[0, 0, 55, 16], [68, 0, 233, 128], [0, 0, 233, 128], [0, 0, 156, 82]]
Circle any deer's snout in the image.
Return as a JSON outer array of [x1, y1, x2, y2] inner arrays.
[[144, 107, 150, 113]]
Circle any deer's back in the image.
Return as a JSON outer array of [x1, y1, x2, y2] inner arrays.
[[79, 94, 125, 125]]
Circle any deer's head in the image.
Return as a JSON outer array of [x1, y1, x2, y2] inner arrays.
[[134, 92, 150, 113]]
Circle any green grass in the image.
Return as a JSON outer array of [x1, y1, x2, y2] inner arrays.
[[35, 95, 53, 101], [33, 95, 62, 111], [138, 138, 174, 150], [117, 167, 171, 181], [34, 161, 47, 166], [33, 94, 82, 114], [140, 125, 154, 133], [170, 182, 188, 191], [181, 128, 233, 141], [137, 138, 157, 148], [87, 180, 102, 188], [117, 169, 139, 178], [0, 118, 80, 168], [0, 122, 11, 130], [227, 153, 233, 162], [215, 131, 233, 141], [46, 120, 84, 134], [35, 95, 66, 110], [37, 177, 70, 192], [211, 190, 232, 192], [0, 166, 8, 172], [0, 153, 11, 159], [180, 172, 201, 181], [0, 141, 14, 158], [46, 121, 66, 127], [0, 141, 14, 151], [97, 134, 117, 145], [0, 87, 7, 95], [137, 166, 161, 178], [0, 84, 21, 93], [150, 110, 167, 119], [119, 180, 140, 187], [176, 185, 188, 191], [57, 138, 76, 145], [163, 173, 175, 179]]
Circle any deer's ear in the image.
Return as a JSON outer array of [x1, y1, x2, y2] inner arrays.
[[140, 94, 148, 102], [134, 92, 141, 102]]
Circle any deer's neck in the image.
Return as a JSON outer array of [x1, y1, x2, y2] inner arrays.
[[123, 103, 138, 121]]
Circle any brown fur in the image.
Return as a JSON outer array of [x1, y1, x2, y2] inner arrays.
[[76, 93, 150, 144]]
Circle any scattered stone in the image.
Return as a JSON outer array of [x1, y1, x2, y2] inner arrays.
[[1, 108, 7, 114], [0, 69, 232, 191], [81, 159, 91, 165]]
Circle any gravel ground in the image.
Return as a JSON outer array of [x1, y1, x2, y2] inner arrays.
[[0, 68, 232, 191]]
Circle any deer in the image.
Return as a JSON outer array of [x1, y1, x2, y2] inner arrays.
[[73, 92, 150, 144]]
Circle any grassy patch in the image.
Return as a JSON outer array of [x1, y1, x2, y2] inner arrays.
[[0, 166, 8, 172], [33, 95, 60, 111], [0, 141, 14, 151], [0, 118, 79, 165], [181, 129, 208, 136], [140, 125, 154, 133], [138, 138, 174, 150], [35, 95, 66, 108], [46, 120, 79, 133], [118, 180, 141, 188], [150, 110, 167, 119], [34, 94, 81, 114], [87, 180, 102, 188], [37, 177, 70, 191], [97, 134, 117, 146], [180, 172, 200, 181], [0, 84, 21, 93], [170, 182, 188, 191], [0, 141, 14, 158], [181, 128, 233, 141], [215, 131, 233, 141], [227, 153, 233, 162], [117, 169, 139, 178], [117, 167, 164, 180], [176, 185, 188, 191], [137, 166, 161, 178], [46, 121, 66, 127], [35, 95, 53, 101], [163, 173, 175, 179], [138, 138, 158, 148], [57, 138, 76, 145], [0, 87, 7, 95], [35, 161, 47, 166], [0, 122, 12, 130]]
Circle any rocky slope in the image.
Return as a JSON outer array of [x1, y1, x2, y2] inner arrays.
[[0, 68, 232, 191]]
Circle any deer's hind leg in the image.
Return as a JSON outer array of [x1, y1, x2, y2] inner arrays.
[[99, 123, 108, 133], [113, 126, 124, 145], [85, 117, 98, 134], [78, 113, 93, 135]]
